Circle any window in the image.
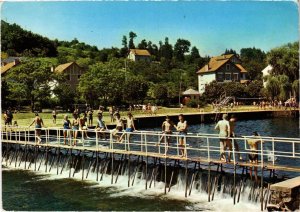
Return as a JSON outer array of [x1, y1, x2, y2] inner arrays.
[[225, 73, 231, 81], [216, 73, 223, 82], [67, 75, 71, 81], [78, 75, 81, 79], [233, 73, 239, 81], [226, 64, 230, 70]]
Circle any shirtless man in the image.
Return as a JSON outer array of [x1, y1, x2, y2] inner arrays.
[[215, 114, 231, 162], [157, 116, 176, 148], [229, 115, 242, 160], [112, 113, 123, 141], [247, 132, 262, 181], [118, 112, 136, 143], [29, 113, 45, 143]]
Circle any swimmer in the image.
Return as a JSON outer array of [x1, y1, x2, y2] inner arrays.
[[215, 114, 231, 162], [29, 113, 45, 144]]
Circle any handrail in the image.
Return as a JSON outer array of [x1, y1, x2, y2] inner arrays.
[[1, 126, 300, 172]]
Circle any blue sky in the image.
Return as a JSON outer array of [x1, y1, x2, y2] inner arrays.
[[1, 1, 299, 56]]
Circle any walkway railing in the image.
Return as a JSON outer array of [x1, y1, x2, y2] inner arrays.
[[1, 126, 300, 171]]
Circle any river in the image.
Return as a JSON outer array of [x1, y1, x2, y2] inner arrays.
[[2, 117, 299, 211]]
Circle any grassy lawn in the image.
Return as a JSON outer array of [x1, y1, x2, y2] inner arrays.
[[3, 105, 289, 128]]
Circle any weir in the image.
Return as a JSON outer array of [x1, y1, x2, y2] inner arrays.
[[1, 126, 300, 210]]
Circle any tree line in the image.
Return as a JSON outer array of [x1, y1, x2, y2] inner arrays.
[[1, 21, 298, 110]]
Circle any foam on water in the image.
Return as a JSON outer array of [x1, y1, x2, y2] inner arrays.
[[2, 159, 260, 211]]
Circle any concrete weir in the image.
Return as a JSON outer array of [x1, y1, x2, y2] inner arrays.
[[1, 127, 300, 210]]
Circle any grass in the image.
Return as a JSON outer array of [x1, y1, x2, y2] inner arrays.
[[4, 105, 290, 128]]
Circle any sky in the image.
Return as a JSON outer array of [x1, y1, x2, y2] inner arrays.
[[1, 1, 299, 56]]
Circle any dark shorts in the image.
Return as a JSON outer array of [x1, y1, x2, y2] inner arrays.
[[126, 128, 134, 132], [179, 132, 187, 138], [53, 115, 56, 119], [249, 153, 258, 161]]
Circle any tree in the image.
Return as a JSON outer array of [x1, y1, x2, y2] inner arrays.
[[160, 37, 173, 61], [266, 76, 281, 100], [52, 82, 76, 110], [123, 75, 149, 104], [78, 60, 125, 106], [138, 39, 148, 49], [120, 35, 128, 57], [174, 39, 191, 61], [4, 58, 55, 111], [292, 80, 299, 101], [240, 47, 266, 80], [190, 46, 200, 62], [267, 42, 299, 82], [277, 75, 291, 101], [245, 80, 263, 98], [128, 31, 137, 49]]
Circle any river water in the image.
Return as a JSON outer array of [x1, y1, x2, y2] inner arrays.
[[2, 117, 299, 211]]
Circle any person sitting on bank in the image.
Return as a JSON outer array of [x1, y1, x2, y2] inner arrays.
[[229, 115, 243, 161], [29, 113, 45, 144], [157, 116, 177, 149], [215, 114, 232, 162], [118, 112, 136, 143], [247, 131, 263, 182], [95, 113, 107, 139], [176, 114, 188, 157]]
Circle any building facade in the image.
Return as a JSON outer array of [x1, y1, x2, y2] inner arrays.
[[128, 49, 151, 62], [54, 62, 85, 91], [197, 54, 248, 94]]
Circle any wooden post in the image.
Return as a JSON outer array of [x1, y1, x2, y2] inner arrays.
[[208, 162, 211, 202], [96, 151, 99, 181], [185, 160, 188, 198], [82, 150, 85, 180], [128, 154, 131, 187]]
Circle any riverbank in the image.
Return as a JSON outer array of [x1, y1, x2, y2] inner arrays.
[[7, 106, 299, 129]]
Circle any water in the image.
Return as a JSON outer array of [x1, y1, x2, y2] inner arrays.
[[2, 118, 299, 211]]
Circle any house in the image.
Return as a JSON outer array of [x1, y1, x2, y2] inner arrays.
[[197, 54, 248, 94], [128, 49, 151, 62], [1, 58, 20, 76], [262, 65, 273, 88], [54, 62, 85, 91], [182, 88, 200, 104]]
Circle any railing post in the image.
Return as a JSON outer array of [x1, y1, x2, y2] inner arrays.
[[207, 137, 210, 161], [292, 141, 295, 157], [272, 138, 275, 166], [232, 137, 235, 164]]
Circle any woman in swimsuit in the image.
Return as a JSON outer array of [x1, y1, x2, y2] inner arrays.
[[176, 114, 188, 157], [63, 115, 71, 145], [29, 113, 45, 144], [72, 113, 80, 146]]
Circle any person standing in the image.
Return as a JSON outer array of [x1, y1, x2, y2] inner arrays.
[[112, 113, 123, 141], [229, 115, 243, 160], [6, 108, 13, 126], [215, 114, 231, 162], [118, 112, 136, 143], [88, 109, 93, 126], [72, 113, 80, 146], [29, 113, 45, 144], [52, 109, 57, 124], [247, 132, 263, 182], [109, 106, 114, 123], [62, 115, 71, 145], [176, 114, 188, 157], [157, 116, 177, 150]]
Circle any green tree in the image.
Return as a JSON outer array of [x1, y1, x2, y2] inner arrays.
[[266, 76, 281, 100], [240, 47, 266, 80], [123, 75, 149, 104], [292, 80, 299, 101], [120, 35, 128, 57], [138, 39, 148, 49], [267, 42, 299, 82], [245, 80, 263, 97], [128, 31, 137, 49], [174, 39, 191, 61], [4, 58, 55, 111]]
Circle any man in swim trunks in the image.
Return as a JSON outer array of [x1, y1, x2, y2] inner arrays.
[[215, 114, 231, 162], [229, 115, 243, 160], [247, 131, 262, 181], [157, 116, 177, 149], [29, 113, 45, 143], [118, 112, 136, 143]]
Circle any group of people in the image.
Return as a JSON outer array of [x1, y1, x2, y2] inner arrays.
[[215, 113, 262, 181]]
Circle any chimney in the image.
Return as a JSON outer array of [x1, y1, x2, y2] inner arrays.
[[51, 66, 55, 72]]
